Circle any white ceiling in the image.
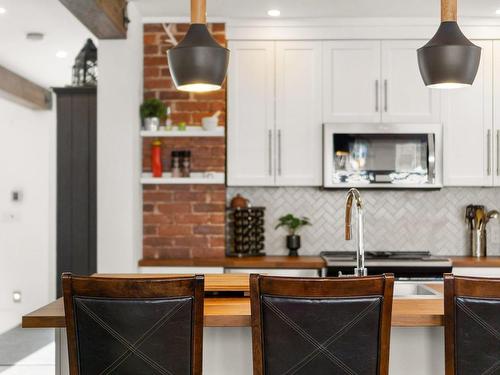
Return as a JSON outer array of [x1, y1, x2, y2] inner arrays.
[[1, 0, 498, 90], [134, 0, 500, 19], [0, 0, 93, 88]]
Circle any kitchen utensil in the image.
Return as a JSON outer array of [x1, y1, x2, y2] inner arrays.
[[465, 205, 498, 258]]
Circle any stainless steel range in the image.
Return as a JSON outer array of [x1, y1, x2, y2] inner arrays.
[[321, 251, 452, 280]]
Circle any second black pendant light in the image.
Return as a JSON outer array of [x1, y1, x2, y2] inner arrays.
[[418, 0, 481, 89], [167, 0, 230, 93]]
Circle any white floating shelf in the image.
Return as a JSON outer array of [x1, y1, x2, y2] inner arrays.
[[140, 126, 225, 138], [141, 172, 225, 185]]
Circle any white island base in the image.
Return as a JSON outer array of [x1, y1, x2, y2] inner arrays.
[[56, 326, 444, 375]]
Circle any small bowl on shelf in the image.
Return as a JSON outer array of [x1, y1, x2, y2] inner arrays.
[[202, 116, 218, 131]]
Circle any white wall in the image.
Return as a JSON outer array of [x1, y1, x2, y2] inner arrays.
[[0, 96, 56, 332], [97, 2, 143, 273]]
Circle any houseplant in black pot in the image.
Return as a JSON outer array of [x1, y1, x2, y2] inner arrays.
[[275, 214, 311, 257]]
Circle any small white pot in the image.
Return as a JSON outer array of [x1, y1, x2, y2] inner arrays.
[[144, 117, 160, 131], [202, 116, 218, 131]]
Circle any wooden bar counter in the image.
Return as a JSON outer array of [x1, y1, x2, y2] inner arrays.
[[23, 274, 444, 329], [138, 255, 500, 269], [138, 256, 326, 269]]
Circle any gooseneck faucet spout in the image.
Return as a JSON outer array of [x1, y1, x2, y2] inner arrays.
[[345, 188, 368, 277]]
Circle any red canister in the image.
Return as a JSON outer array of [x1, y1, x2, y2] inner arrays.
[[151, 140, 163, 177]]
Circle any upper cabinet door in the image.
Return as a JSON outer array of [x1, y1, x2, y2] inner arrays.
[[443, 40, 493, 186], [275, 41, 323, 186], [227, 41, 276, 186], [381, 40, 440, 123], [323, 41, 381, 123]]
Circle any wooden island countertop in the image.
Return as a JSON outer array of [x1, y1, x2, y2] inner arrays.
[[23, 274, 444, 329], [138, 255, 500, 269], [138, 256, 326, 269]]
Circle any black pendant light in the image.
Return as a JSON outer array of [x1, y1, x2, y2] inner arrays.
[[167, 0, 229, 92], [417, 0, 481, 89]]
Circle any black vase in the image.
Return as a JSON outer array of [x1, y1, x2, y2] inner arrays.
[[286, 235, 301, 257]]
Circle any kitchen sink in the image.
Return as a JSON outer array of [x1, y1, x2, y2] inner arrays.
[[393, 282, 442, 299]]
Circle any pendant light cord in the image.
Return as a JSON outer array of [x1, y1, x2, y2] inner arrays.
[[441, 0, 457, 22], [191, 0, 206, 24]]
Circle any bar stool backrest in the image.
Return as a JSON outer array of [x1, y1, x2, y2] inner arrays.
[[444, 274, 500, 375], [250, 274, 394, 375], [62, 274, 204, 375]]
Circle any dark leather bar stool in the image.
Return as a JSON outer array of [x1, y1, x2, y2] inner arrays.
[[62, 273, 204, 375], [444, 274, 500, 375], [250, 274, 394, 375]]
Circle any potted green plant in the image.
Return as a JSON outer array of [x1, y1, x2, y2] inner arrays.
[[275, 214, 311, 257], [140, 98, 166, 131]]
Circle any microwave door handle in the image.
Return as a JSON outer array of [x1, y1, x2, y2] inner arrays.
[[428, 134, 436, 183]]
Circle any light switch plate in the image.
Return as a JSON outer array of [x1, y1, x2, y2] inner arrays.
[[11, 190, 23, 203]]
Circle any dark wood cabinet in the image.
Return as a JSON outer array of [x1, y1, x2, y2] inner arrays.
[[54, 87, 97, 297]]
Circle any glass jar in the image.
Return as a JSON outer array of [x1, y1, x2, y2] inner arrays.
[[171, 151, 182, 178]]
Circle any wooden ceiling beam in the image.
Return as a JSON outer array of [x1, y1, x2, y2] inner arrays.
[[0, 65, 52, 110], [59, 0, 128, 39]]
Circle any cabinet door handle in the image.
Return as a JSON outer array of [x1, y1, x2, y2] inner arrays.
[[487, 130, 492, 176], [497, 130, 500, 176], [384, 79, 388, 112], [375, 80, 379, 112], [268, 129, 273, 176], [278, 129, 282, 176]]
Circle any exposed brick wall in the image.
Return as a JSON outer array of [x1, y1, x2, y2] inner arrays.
[[142, 23, 227, 259], [143, 23, 226, 126], [143, 184, 226, 259]]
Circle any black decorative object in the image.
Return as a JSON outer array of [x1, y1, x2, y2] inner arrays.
[[227, 207, 265, 257], [417, 0, 480, 89], [286, 235, 301, 257], [167, 0, 229, 92], [72, 39, 97, 87]]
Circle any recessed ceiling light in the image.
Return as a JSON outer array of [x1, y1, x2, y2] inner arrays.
[[0, 7, 7, 14], [267, 9, 281, 17], [56, 50, 68, 59], [496, 9, 500, 15]]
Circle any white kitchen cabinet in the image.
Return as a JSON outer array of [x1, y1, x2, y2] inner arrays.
[[227, 41, 275, 186], [322, 41, 381, 123], [381, 40, 440, 123], [228, 40, 323, 186], [443, 40, 493, 186], [275, 41, 322, 186], [452, 267, 500, 277], [322, 40, 439, 124]]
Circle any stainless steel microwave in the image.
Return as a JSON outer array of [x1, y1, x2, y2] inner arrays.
[[323, 123, 442, 188]]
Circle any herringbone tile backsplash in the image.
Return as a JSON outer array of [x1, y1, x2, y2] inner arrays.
[[227, 187, 500, 256]]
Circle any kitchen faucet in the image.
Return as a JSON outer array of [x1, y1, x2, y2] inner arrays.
[[345, 188, 368, 277]]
